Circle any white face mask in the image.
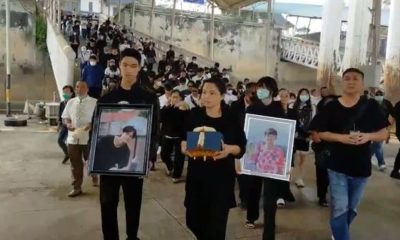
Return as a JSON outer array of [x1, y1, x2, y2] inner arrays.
[[227, 89, 233, 95], [89, 61, 96, 66]]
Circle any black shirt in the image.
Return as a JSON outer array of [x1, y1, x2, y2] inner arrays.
[[99, 84, 160, 168], [394, 101, 400, 140], [318, 98, 389, 177], [94, 135, 130, 171], [160, 106, 189, 138], [184, 107, 247, 209]]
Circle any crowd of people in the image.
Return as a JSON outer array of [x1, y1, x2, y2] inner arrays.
[[56, 17, 400, 240]]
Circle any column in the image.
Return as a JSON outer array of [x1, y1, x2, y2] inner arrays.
[[342, 0, 372, 70], [210, 3, 215, 61], [384, 0, 400, 103], [170, 0, 177, 41], [149, 0, 156, 35], [118, 0, 122, 23], [130, 0, 136, 28], [57, 0, 61, 31], [5, 0, 11, 116], [317, 0, 345, 90]]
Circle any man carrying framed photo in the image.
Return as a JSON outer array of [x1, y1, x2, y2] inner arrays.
[[317, 68, 389, 240], [97, 48, 159, 240]]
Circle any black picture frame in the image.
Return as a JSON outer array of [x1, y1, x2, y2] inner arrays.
[[88, 103, 153, 177]]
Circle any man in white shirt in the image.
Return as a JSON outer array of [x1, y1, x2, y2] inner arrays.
[[62, 81, 97, 197], [159, 84, 173, 109], [184, 84, 200, 109], [224, 84, 238, 105]]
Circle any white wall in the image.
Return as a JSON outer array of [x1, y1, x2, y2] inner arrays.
[[81, 0, 102, 13], [46, 19, 75, 98]]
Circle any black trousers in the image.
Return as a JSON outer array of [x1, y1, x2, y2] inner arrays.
[[57, 126, 68, 156], [160, 137, 185, 178], [262, 195, 278, 240], [237, 174, 251, 205], [393, 147, 400, 172], [246, 175, 263, 222], [100, 175, 143, 240], [316, 166, 329, 201]]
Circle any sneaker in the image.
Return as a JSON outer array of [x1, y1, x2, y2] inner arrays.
[[62, 155, 69, 164], [244, 220, 256, 229], [390, 171, 400, 180], [277, 198, 286, 207], [378, 164, 387, 172], [172, 177, 184, 183], [67, 189, 82, 197], [295, 178, 305, 188], [318, 199, 329, 207]]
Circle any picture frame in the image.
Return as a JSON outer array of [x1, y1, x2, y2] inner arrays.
[[88, 103, 154, 177], [240, 114, 296, 181]]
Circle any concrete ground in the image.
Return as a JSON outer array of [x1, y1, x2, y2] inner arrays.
[[1, 116, 400, 240]]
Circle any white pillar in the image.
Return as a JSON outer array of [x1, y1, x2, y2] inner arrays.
[[118, 0, 122, 23], [384, 0, 400, 103], [130, 0, 136, 28], [342, 0, 372, 70], [53, 0, 57, 24], [170, 0, 177, 41], [149, 0, 156, 35], [57, 0, 61, 31], [108, 0, 111, 19], [5, 0, 11, 116], [317, 0, 345, 90], [210, 3, 215, 61], [265, 0, 278, 79]]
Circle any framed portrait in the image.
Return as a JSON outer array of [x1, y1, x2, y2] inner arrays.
[[88, 104, 154, 177], [240, 114, 296, 181]]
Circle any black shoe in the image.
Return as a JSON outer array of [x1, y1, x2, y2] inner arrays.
[[62, 155, 69, 164], [318, 199, 329, 207], [390, 171, 400, 180]]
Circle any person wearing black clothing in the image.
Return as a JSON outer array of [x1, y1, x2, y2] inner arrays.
[[390, 101, 400, 179], [292, 88, 313, 188], [152, 75, 165, 97], [229, 82, 257, 209], [160, 90, 189, 182], [182, 78, 247, 240], [69, 32, 80, 59], [187, 56, 199, 77], [72, 21, 80, 36], [317, 68, 389, 240], [158, 54, 168, 74], [370, 90, 395, 170], [94, 126, 137, 171], [166, 45, 175, 62], [309, 93, 338, 207], [58, 85, 75, 164], [144, 44, 157, 71], [245, 77, 294, 239], [98, 49, 159, 240]]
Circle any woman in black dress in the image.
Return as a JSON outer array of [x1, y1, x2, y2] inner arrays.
[[181, 77, 247, 240], [292, 88, 313, 188], [245, 77, 294, 240]]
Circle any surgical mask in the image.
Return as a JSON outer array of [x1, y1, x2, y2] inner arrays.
[[81, 47, 87, 52], [300, 95, 310, 102], [63, 94, 71, 100], [227, 89, 233, 95], [143, 67, 147, 72], [256, 88, 270, 100], [90, 61, 96, 66], [375, 96, 384, 102]]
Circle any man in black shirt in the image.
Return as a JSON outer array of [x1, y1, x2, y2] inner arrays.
[[390, 101, 400, 179], [98, 48, 159, 240], [318, 68, 389, 240], [166, 45, 175, 63], [94, 126, 137, 171]]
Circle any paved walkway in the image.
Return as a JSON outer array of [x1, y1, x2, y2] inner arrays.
[[0, 117, 400, 240]]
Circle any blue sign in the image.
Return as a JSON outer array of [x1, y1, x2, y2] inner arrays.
[[183, 0, 205, 4]]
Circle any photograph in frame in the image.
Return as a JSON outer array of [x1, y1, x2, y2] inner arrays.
[[240, 114, 296, 181], [88, 104, 153, 177]]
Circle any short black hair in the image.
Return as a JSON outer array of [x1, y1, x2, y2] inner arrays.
[[202, 76, 226, 95], [342, 68, 364, 79], [164, 83, 173, 91], [245, 82, 257, 91], [120, 48, 142, 63], [257, 76, 279, 97], [171, 89, 184, 99], [265, 128, 278, 136], [122, 126, 137, 136]]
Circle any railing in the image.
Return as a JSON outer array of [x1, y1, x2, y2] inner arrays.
[[281, 36, 320, 69]]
